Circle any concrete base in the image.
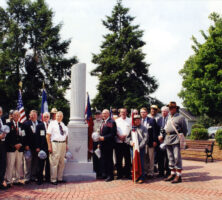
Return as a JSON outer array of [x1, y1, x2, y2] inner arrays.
[[63, 123, 96, 182]]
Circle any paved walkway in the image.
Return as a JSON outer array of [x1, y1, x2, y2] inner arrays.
[[1, 160, 222, 200]]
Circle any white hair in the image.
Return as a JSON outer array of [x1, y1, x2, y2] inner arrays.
[[161, 106, 169, 112], [43, 112, 50, 117], [102, 109, 110, 114]]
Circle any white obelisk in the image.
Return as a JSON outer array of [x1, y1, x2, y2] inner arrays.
[[63, 63, 96, 181]]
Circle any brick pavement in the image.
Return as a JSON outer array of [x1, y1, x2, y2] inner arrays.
[[1, 160, 222, 200]]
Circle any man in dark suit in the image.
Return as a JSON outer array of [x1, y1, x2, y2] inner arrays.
[[24, 110, 41, 183], [140, 107, 158, 178], [5, 110, 25, 186], [99, 109, 117, 182], [0, 107, 7, 189], [35, 112, 50, 185], [156, 106, 170, 177]]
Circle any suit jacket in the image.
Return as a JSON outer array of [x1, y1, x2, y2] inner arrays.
[[5, 121, 25, 152], [0, 117, 6, 125], [24, 120, 41, 150], [143, 117, 158, 147], [35, 122, 48, 152], [100, 117, 117, 149]]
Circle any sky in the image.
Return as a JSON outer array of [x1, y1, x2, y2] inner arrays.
[[1, 0, 222, 107]]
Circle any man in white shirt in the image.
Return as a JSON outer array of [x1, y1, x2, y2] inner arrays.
[[115, 108, 131, 179], [46, 111, 68, 185]]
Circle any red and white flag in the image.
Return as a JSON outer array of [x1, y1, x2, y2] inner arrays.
[[131, 111, 142, 182], [17, 89, 27, 123]]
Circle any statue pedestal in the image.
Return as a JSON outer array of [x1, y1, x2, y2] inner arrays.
[[63, 63, 96, 182], [63, 124, 96, 181]]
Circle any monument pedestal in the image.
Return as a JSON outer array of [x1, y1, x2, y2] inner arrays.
[[63, 63, 96, 182], [63, 124, 96, 181]]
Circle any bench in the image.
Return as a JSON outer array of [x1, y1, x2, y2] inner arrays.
[[181, 140, 214, 163]]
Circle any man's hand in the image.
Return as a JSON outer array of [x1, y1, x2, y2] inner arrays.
[[0, 133, 6, 139], [130, 141, 134, 147], [48, 146, 52, 153], [99, 136, 104, 141], [25, 146, 30, 151], [66, 145, 69, 152], [15, 144, 22, 150], [158, 136, 163, 143], [36, 148, 40, 152], [119, 135, 126, 141], [153, 141, 157, 147]]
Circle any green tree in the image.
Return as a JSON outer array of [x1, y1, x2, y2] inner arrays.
[[91, 0, 160, 111], [179, 12, 222, 122], [0, 0, 77, 123]]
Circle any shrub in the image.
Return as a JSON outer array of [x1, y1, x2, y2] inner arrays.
[[190, 128, 208, 140], [215, 129, 222, 149], [192, 123, 204, 129]]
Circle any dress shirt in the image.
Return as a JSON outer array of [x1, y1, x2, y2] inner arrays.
[[116, 117, 131, 143], [47, 120, 68, 142]]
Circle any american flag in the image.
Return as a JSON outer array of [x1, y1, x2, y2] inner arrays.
[[17, 90, 27, 123]]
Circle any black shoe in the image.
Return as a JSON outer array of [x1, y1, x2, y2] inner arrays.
[[24, 180, 31, 184], [58, 180, 66, 184], [51, 181, 57, 185], [105, 177, 114, 182], [13, 182, 23, 186], [156, 173, 164, 178], [154, 166, 158, 173], [0, 184, 8, 190], [37, 180, 43, 185], [125, 176, 132, 180], [116, 175, 123, 180]]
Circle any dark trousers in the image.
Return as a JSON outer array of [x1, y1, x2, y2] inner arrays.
[[93, 142, 102, 176], [37, 152, 50, 182], [0, 141, 6, 183], [101, 146, 113, 178], [115, 143, 131, 177], [156, 146, 170, 175]]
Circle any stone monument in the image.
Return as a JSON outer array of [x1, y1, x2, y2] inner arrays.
[[63, 63, 96, 181]]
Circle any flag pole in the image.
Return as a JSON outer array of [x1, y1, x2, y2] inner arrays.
[[131, 109, 136, 184]]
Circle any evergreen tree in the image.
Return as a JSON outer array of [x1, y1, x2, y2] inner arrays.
[[179, 13, 222, 122], [0, 0, 77, 123], [91, 0, 159, 111]]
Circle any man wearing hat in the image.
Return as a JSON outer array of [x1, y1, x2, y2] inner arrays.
[[148, 105, 161, 121], [164, 102, 187, 183], [35, 112, 51, 185], [92, 110, 103, 178], [126, 114, 148, 183], [50, 108, 57, 121]]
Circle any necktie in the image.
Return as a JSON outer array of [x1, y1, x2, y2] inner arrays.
[[162, 117, 165, 128], [58, 122, 64, 135], [15, 123, 18, 135], [100, 120, 105, 134]]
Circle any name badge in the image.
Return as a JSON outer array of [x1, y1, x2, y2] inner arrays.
[[22, 130, 25, 137], [40, 130, 45, 136]]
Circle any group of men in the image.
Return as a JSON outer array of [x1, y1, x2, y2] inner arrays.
[[0, 107, 68, 190], [92, 101, 188, 184]]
